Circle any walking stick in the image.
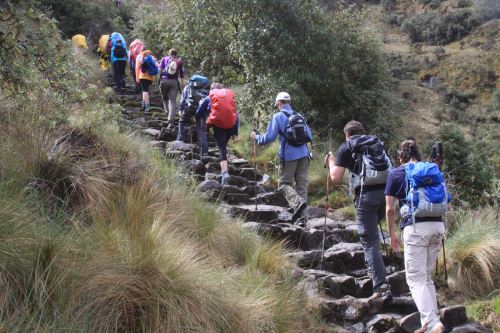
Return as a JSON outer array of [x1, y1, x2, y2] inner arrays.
[[321, 159, 330, 270], [432, 142, 448, 280], [253, 135, 258, 211]]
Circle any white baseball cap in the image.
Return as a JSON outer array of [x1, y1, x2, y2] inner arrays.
[[275, 92, 291, 106]]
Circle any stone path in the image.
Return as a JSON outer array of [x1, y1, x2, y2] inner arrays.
[[111, 79, 491, 333]]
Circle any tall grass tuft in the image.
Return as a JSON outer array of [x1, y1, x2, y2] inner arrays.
[[446, 207, 500, 297]]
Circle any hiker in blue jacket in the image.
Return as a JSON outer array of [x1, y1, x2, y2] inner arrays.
[[109, 32, 128, 91], [250, 92, 312, 222]]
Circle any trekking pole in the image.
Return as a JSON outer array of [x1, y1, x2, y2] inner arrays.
[[253, 133, 258, 211], [321, 157, 330, 270], [432, 141, 448, 281]]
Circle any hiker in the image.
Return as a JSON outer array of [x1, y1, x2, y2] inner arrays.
[[135, 49, 159, 112], [251, 92, 313, 221], [177, 75, 210, 157], [129, 39, 144, 93], [109, 32, 128, 91], [97, 34, 111, 70], [385, 140, 449, 333], [159, 49, 185, 129], [197, 83, 238, 185], [71, 34, 88, 49], [324, 120, 392, 301]]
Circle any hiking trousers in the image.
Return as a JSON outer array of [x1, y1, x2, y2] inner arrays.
[[112, 60, 126, 90], [160, 79, 179, 122], [355, 188, 388, 291], [403, 222, 445, 333], [278, 157, 309, 208]]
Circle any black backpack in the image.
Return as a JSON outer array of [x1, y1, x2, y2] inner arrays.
[[187, 81, 209, 112], [113, 43, 127, 58], [348, 135, 392, 190], [282, 112, 309, 146]]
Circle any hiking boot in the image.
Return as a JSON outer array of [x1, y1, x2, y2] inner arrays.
[[368, 284, 393, 306], [167, 121, 175, 130], [291, 200, 307, 221], [221, 171, 230, 186], [295, 216, 308, 227]]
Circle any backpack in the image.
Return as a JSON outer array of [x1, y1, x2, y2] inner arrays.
[[167, 57, 178, 75], [207, 89, 237, 129], [348, 135, 392, 193], [400, 162, 450, 221], [282, 112, 309, 146], [187, 75, 210, 112], [140, 54, 158, 76], [113, 43, 127, 58]]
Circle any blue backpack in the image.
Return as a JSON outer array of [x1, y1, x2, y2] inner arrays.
[[401, 162, 451, 222], [187, 75, 210, 112], [141, 54, 158, 76]]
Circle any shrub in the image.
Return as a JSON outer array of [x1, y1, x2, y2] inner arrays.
[[446, 208, 500, 297], [402, 9, 480, 44]]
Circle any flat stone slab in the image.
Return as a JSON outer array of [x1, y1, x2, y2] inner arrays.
[[141, 128, 161, 138], [306, 217, 344, 230], [224, 204, 289, 223], [166, 141, 196, 152]]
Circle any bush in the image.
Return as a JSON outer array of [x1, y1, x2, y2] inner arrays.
[[446, 208, 500, 298], [133, 0, 396, 139], [37, 0, 133, 41], [401, 9, 480, 44], [438, 124, 495, 206]]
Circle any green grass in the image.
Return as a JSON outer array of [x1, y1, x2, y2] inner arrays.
[[466, 296, 500, 332]]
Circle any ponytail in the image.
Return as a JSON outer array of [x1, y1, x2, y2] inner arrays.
[[397, 140, 422, 163]]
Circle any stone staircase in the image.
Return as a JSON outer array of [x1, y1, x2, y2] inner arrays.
[[111, 80, 491, 333]]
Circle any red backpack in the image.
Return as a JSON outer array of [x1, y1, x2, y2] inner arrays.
[[207, 89, 237, 129]]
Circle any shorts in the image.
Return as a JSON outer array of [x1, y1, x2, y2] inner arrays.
[[140, 79, 152, 92]]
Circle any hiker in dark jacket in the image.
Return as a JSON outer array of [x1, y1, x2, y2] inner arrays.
[[324, 120, 391, 302], [251, 92, 312, 221]]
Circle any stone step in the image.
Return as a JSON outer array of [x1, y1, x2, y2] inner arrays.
[[223, 204, 291, 223]]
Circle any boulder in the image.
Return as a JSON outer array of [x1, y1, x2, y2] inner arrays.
[[355, 277, 373, 298], [239, 167, 262, 181], [166, 141, 195, 152], [323, 249, 352, 272], [197, 180, 221, 193], [306, 217, 343, 230], [440, 305, 467, 328], [366, 313, 401, 333], [302, 269, 337, 280], [330, 228, 360, 243], [142, 128, 161, 138], [226, 204, 285, 223], [159, 127, 177, 141], [252, 190, 288, 207], [287, 250, 322, 268], [318, 297, 348, 322], [343, 296, 371, 321], [450, 322, 492, 333], [399, 312, 420, 333], [224, 193, 250, 205], [242, 185, 267, 197], [221, 185, 243, 194], [387, 271, 409, 296], [182, 159, 206, 175], [306, 206, 327, 219], [321, 274, 356, 298], [384, 296, 417, 315], [328, 242, 364, 253], [226, 175, 250, 187]]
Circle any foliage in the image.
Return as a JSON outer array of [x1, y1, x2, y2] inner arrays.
[[474, 0, 500, 22], [437, 124, 495, 206], [133, 0, 396, 139], [446, 208, 500, 298], [401, 9, 480, 44], [37, 0, 133, 41], [466, 297, 500, 331]]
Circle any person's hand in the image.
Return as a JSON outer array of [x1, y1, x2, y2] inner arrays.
[[250, 131, 257, 141], [390, 234, 401, 253]]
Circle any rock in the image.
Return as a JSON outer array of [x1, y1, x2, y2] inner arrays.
[[228, 158, 248, 166], [166, 141, 195, 152], [450, 322, 492, 333], [197, 180, 221, 193], [164, 150, 185, 159], [399, 312, 420, 333], [330, 228, 360, 243], [221, 185, 243, 194], [355, 277, 373, 297], [344, 296, 370, 321], [142, 128, 161, 138], [225, 175, 250, 187], [146, 119, 163, 128], [149, 140, 165, 149], [349, 251, 366, 270], [348, 323, 366, 333], [159, 127, 177, 141], [205, 173, 220, 181], [321, 274, 356, 298], [182, 159, 206, 175], [252, 190, 288, 207], [287, 250, 322, 268], [306, 206, 327, 219], [387, 271, 409, 296], [299, 228, 330, 250], [296, 276, 322, 305], [302, 269, 337, 280], [384, 296, 417, 315], [226, 204, 283, 223], [241, 185, 267, 197], [242, 222, 260, 232], [306, 217, 342, 230], [224, 193, 250, 205], [328, 242, 364, 253], [319, 297, 348, 322], [323, 249, 352, 272], [366, 313, 401, 333], [239, 167, 262, 181], [440, 305, 467, 328]]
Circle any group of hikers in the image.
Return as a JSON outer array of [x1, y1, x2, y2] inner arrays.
[[94, 32, 449, 333]]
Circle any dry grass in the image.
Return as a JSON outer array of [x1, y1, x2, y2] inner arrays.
[[446, 207, 500, 297]]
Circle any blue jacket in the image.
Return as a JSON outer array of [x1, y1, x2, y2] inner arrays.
[[255, 105, 312, 162], [110, 32, 128, 63]]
